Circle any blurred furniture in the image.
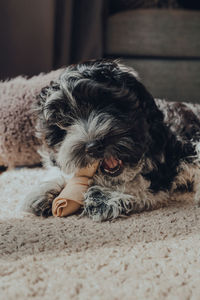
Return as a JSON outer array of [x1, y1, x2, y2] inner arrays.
[[1, 0, 200, 103], [105, 9, 200, 102], [0, 0, 54, 79], [0, 0, 104, 80]]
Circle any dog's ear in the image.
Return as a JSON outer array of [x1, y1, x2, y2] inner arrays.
[[134, 80, 169, 156], [38, 81, 60, 104], [136, 81, 163, 122], [36, 81, 68, 147], [37, 81, 70, 128]]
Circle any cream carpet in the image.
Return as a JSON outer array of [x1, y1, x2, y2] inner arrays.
[[0, 168, 200, 300]]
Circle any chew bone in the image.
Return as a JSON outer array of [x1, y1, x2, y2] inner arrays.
[[52, 161, 99, 217]]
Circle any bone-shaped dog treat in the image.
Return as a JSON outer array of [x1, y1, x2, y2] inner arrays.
[[52, 162, 99, 217]]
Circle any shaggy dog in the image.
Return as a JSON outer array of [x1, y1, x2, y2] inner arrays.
[[24, 59, 200, 221]]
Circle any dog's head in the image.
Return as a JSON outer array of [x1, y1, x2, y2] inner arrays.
[[37, 59, 165, 177]]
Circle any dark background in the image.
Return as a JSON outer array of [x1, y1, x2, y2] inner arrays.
[[0, 0, 105, 80], [0, 0, 200, 102]]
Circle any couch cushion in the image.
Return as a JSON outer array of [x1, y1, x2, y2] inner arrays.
[[105, 9, 200, 57], [123, 58, 200, 102]]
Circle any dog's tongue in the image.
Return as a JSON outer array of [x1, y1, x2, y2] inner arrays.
[[103, 157, 119, 170]]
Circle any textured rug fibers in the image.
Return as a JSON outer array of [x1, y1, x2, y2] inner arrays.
[[0, 168, 200, 300]]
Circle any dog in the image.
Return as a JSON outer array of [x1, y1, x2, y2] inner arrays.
[[23, 59, 200, 221]]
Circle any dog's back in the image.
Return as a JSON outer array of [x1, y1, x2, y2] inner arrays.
[[156, 99, 200, 144]]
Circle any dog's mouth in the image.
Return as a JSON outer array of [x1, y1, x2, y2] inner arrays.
[[100, 157, 123, 177]]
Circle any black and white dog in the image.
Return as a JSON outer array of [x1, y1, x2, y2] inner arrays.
[[24, 59, 200, 221]]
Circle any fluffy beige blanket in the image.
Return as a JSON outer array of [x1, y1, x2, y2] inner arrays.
[[0, 167, 200, 300]]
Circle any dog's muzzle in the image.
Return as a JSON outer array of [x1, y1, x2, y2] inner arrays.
[[100, 157, 123, 177], [85, 140, 123, 177]]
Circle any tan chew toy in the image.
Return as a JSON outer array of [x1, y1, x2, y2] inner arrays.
[[52, 161, 99, 217]]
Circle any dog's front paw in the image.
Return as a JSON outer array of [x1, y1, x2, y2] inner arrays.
[[22, 178, 65, 217], [24, 189, 57, 217], [83, 186, 117, 222], [83, 186, 137, 222]]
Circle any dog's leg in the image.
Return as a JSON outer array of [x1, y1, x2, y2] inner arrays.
[[83, 185, 169, 222], [22, 169, 67, 217], [83, 185, 137, 222]]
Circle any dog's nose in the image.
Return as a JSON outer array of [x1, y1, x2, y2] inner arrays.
[[85, 140, 104, 157]]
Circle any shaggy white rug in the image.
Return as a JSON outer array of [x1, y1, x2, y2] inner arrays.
[[0, 168, 200, 300]]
